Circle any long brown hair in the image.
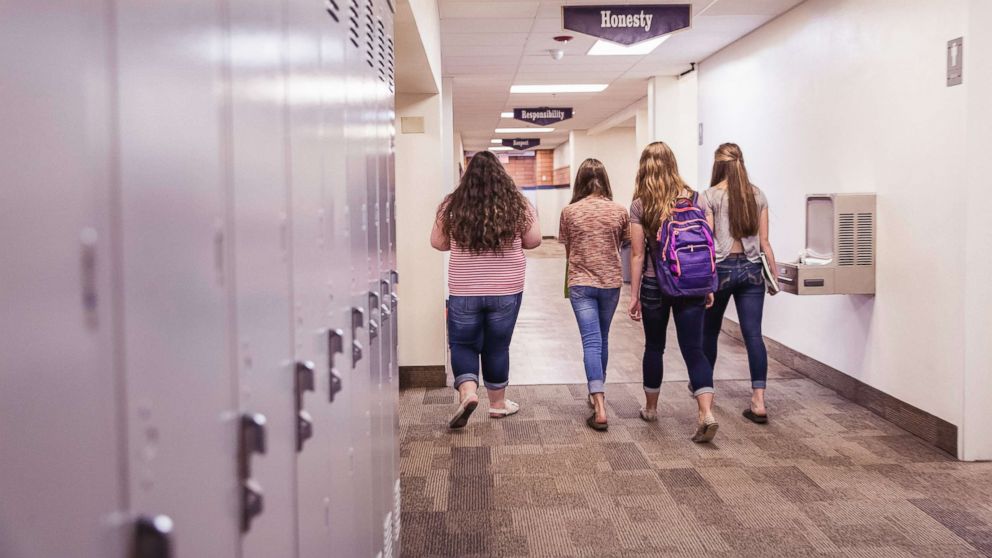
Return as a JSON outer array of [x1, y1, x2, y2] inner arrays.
[[633, 142, 692, 239], [710, 143, 758, 239], [439, 150, 531, 254], [570, 158, 612, 204]]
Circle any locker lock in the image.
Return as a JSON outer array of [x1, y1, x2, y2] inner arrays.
[[239, 413, 266, 533], [328, 329, 345, 402], [133, 515, 174, 558], [294, 361, 316, 452], [351, 307, 365, 367]]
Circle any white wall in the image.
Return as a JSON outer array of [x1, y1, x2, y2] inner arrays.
[[407, 0, 441, 89], [553, 141, 571, 171], [570, 127, 639, 210], [698, 0, 970, 439], [648, 73, 699, 186], [394, 0, 447, 368], [962, 0, 992, 460]]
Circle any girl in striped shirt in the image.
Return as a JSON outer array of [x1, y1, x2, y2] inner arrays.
[[431, 151, 541, 429]]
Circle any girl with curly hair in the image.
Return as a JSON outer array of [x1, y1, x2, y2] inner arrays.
[[431, 150, 541, 429]]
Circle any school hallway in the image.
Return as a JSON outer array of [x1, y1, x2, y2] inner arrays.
[[398, 243, 992, 557]]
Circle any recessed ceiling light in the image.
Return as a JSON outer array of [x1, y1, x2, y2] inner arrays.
[[587, 36, 670, 56], [510, 84, 607, 94], [495, 127, 555, 134], [491, 139, 503, 144], [500, 112, 514, 118], [488, 146, 513, 151]]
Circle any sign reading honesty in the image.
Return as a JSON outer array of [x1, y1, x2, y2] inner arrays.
[[562, 4, 691, 45], [513, 107, 573, 126], [502, 138, 541, 150]]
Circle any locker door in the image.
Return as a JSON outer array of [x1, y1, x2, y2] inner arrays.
[[370, 3, 398, 555], [0, 2, 126, 557], [376, 4, 402, 554], [345, 0, 378, 553], [318, 3, 364, 556], [286, 1, 337, 556], [115, 0, 240, 555], [227, 1, 297, 556]]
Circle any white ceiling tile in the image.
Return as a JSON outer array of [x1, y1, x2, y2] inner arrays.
[[439, 1, 540, 19]]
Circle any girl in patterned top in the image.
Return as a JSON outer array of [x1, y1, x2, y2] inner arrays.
[[559, 159, 630, 431]]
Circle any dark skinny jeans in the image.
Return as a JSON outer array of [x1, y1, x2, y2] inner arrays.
[[703, 254, 768, 389], [640, 275, 714, 396]]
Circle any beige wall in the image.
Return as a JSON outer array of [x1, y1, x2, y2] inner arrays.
[[698, 0, 973, 449], [570, 127, 639, 210], [648, 73, 699, 186], [963, 0, 992, 460]]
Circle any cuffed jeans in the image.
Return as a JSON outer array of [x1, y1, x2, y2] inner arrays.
[[640, 275, 715, 396], [703, 254, 768, 389], [568, 286, 621, 394], [447, 293, 523, 391]]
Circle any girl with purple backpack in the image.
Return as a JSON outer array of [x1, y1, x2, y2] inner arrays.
[[628, 142, 720, 443]]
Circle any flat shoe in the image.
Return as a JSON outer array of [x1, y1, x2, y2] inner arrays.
[[743, 408, 768, 424], [489, 399, 520, 419], [586, 414, 608, 431], [639, 408, 658, 422], [448, 393, 479, 429], [691, 418, 719, 443]]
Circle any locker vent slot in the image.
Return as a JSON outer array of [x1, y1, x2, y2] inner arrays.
[[349, 0, 360, 48], [837, 212, 855, 266], [393, 478, 401, 543], [376, 18, 387, 83], [325, 0, 341, 22], [856, 212, 874, 266], [383, 513, 394, 558], [386, 36, 395, 91], [364, 0, 376, 69]]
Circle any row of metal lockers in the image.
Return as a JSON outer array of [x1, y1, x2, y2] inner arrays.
[[1, 0, 400, 557]]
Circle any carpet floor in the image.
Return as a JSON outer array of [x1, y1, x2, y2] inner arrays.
[[399, 380, 992, 557]]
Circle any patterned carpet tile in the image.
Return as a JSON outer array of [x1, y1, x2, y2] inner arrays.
[[399, 380, 992, 557]]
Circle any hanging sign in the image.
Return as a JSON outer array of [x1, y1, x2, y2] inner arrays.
[[562, 4, 691, 45], [502, 138, 541, 150], [513, 107, 573, 126]]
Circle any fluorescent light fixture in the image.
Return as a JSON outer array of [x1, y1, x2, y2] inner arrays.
[[495, 127, 554, 134], [488, 146, 513, 151], [491, 139, 503, 144], [587, 35, 670, 56], [510, 84, 607, 94]]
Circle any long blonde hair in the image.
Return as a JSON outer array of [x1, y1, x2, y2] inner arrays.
[[633, 142, 692, 239], [710, 143, 758, 239]]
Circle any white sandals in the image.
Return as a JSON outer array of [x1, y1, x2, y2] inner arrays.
[[489, 399, 520, 419]]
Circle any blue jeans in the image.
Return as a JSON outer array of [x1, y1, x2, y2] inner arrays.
[[447, 293, 523, 390], [568, 286, 621, 394], [640, 276, 714, 395], [703, 254, 768, 389]]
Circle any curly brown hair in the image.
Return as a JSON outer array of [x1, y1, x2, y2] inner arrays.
[[634, 142, 692, 240], [439, 151, 532, 254]]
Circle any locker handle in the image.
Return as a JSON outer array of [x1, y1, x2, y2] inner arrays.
[[238, 413, 266, 533], [351, 307, 365, 367], [368, 292, 380, 339], [379, 279, 392, 321], [294, 361, 316, 452], [134, 515, 174, 558], [328, 329, 344, 402]]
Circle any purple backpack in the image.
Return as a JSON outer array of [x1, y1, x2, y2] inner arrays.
[[652, 193, 718, 297]]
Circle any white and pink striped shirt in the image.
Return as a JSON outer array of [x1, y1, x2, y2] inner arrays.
[[448, 237, 526, 296]]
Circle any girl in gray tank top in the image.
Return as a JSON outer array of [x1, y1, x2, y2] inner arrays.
[[701, 143, 780, 424]]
